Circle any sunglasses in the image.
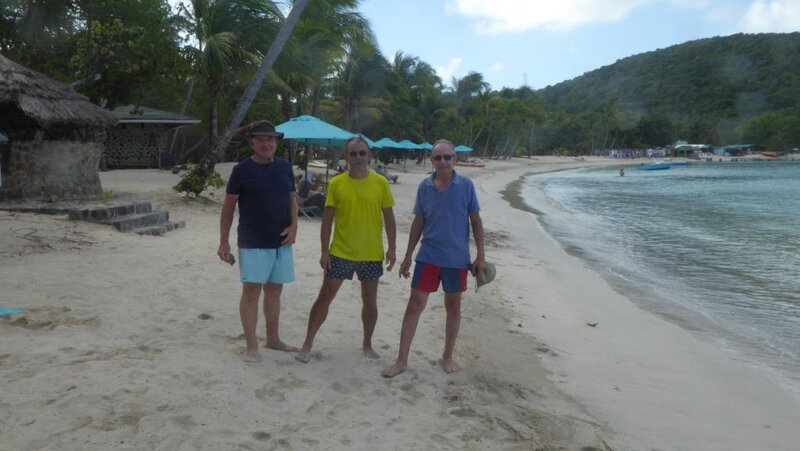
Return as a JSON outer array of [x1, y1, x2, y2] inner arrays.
[[432, 154, 454, 161], [349, 150, 368, 157]]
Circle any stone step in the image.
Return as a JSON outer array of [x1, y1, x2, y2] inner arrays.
[[68, 202, 152, 222], [105, 210, 169, 233], [133, 220, 185, 236]]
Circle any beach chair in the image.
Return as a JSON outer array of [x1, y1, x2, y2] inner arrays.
[[299, 205, 320, 219]]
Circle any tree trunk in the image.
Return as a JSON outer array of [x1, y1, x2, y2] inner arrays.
[[209, 89, 218, 148], [188, 0, 311, 194]]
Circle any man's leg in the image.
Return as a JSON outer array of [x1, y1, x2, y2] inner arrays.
[[360, 279, 380, 358], [381, 289, 430, 377], [262, 283, 298, 352], [295, 276, 344, 363], [441, 292, 462, 373], [240, 283, 263, 362]]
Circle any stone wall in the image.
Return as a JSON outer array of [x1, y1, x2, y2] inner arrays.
[[104, 126, 167, 168], [0, 140, 103, 201]]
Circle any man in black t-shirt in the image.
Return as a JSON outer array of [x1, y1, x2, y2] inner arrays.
[[218, 120, 299, 363]]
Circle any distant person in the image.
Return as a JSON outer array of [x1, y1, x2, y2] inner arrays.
[[296, 136, 397, 363], [376, 165, 399, 183], [382, 139, 486, 378], [295, 176, 326, 215], [218, 120, 298, 363], [620, 168, 625, 177]]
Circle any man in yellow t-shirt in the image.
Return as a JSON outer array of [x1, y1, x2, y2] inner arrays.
[[296, 136, 396, 363]]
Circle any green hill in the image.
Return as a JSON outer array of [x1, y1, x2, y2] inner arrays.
[[538, 33, 800, 149]]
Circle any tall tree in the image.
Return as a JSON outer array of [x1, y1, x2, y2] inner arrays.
[[179, 0, 283, 144], [176, 0, 310, 195]]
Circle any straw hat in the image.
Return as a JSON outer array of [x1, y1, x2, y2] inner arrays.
[[475, 262, 496, 292]]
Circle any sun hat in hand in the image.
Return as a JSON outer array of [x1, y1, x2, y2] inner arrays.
[[475, 262, 496, 292]]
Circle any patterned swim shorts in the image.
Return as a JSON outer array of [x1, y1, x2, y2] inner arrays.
[[327, 255, 383, 281]]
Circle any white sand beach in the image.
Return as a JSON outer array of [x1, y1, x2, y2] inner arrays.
[[2, 156, 799, 450]]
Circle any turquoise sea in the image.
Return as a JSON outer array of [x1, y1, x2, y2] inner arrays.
[[521, 160, 800, 393]]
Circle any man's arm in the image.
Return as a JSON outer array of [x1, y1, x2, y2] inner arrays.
[[218, 194, 239, 262], [469, 211, 486, 276], [280, 192, 299, 245], [382, 207, 397, 271], [399, 215, 424, 278], [319, 206, 335, 270]]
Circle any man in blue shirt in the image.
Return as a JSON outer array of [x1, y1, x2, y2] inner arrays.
[[382, 139, 486, 377], [218, 120, 298, 363]]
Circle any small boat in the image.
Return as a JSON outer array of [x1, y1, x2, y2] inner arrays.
[[308, 160, 328, 168], [455, 159, 486, 168], [637, 162, 671, 171], [761, 151, 779, 158]]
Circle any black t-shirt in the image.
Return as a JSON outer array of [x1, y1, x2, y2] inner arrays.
[[226, 157, 295, 248]]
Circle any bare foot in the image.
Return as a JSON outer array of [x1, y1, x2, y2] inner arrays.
[[381, 362, 407, 378], [266, 340, 299, 352], [363, 347, 380, 359], [440, 358, 459, 374], [244, 348, 262, 363], [295, 351, 311, 364]]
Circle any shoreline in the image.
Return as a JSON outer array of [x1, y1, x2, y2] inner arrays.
[[2, 156, 799, 450], [478, 159, 800, 450]]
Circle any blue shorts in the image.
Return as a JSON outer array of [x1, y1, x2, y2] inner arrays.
[[239, 246, 295, 285], [327, 255, 383, 281], [411, 262, 468, 294]]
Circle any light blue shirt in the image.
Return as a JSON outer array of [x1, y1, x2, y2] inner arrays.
[[413, 171, 480, 268]]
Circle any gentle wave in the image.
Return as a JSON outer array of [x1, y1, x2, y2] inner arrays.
[[522, 161, 800, 393]]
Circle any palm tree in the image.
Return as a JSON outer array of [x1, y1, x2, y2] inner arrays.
[[449, 72, 490, 144], [179, 0, 282, 144], [176, 0, 310, 195]]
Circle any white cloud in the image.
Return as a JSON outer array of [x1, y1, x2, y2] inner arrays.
[[446, 0, 654, 33], [445, 0, 734, 34], [741, 0, 800, 32], [436, 57, 463, 83], [488, 62, 503, 72]]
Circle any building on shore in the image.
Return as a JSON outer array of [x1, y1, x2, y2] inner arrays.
[[0, 54, 117, 201], [104, 105, 200, 169]]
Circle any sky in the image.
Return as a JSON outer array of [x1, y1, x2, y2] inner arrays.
[[357, 0, 800, 91]]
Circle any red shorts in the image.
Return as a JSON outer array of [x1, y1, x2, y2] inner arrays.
[[411, 262, 468, 293]]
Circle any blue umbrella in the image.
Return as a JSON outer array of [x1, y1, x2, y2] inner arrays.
[[275, 115, 355, 146], [373, 137, 403, 149], [357, 134, 379, 149], [455, 144, 473, 152], [418, 141, 433, 150], [397, 139, 422, 150]]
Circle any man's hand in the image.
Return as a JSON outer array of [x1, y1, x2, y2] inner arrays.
[[217, 242, 231, 263], [280, 223, 298, 245], [399, 256, 412, 279], [320, 249, 331, 271], [470, 256, 487, 277], [385, 248, 396, 271]]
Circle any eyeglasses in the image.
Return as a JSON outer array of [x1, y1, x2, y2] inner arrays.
[[432, 154, 454, 161], [348, 150, 367, 157]]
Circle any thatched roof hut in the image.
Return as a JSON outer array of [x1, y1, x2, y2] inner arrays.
[[0, 54, 116, 201], [0, 53, 117, 140]]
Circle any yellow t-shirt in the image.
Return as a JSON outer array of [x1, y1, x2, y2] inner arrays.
[[326, 171, 395, 261]]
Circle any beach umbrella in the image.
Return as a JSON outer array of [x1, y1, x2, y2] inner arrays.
[[358, 134, 379, 149], [455, 144, 473, 152], [276, 115, 356, 182], [397, 139, 422, 150], [373, 137, 403, 149], [417, 141, 433, 167], [275, 115, 355, 146]]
